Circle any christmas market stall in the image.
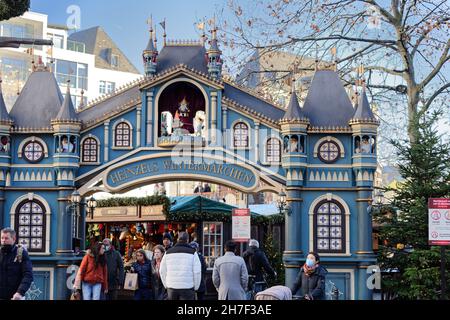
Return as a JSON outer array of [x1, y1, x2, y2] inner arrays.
[[85, 194, 284, 298]]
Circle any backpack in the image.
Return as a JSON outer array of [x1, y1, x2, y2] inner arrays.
[[245, 250, 257, 275]]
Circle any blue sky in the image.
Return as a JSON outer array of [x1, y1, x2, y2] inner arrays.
[[30, 0, 227, 73]]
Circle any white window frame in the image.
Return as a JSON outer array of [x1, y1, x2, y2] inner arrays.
[[80, 134, 101, 165], [18, 136, 49, 159], [202, 221, 223, 269], [10, 193, 52, 255], [112, 119, 133, 150]]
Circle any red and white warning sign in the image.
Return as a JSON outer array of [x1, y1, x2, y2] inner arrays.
[[428, 198, 450, 245]]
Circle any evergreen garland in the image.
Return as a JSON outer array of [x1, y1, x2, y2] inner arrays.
[[96, 195, 284, 224]]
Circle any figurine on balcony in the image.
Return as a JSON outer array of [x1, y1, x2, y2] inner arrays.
[[193, 110, 205, 137], [161, 111, 173, 137]]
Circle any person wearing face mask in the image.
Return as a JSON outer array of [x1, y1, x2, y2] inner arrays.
[[291, 252, 327, 300], [0, 228, 33, 300], [102, 238, 124, 300]]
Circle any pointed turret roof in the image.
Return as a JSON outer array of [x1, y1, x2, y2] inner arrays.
[[0, 79, 13, 124], [350, 87, 378, 123], [10, 68, 63, 129], [207, 29, 221, 54], [53, 82, 80, 123], [302, 70, 355, 128], [144, 26, 158, 53], [281, 82, 308, 123]]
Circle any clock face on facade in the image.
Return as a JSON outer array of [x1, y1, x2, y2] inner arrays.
[[23, 141, 44, 163], [318, 141, 340, 163]]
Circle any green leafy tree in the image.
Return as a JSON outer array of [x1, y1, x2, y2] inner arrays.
[[0, 0, 29, 21], [374, 110, 450, 299]]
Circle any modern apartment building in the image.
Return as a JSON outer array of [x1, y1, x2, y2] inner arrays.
[[0, 11, 141, 111]]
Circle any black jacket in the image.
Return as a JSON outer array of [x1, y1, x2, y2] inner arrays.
[[196, 252, 207, 293], [243, 246, 276, 282], [104, 249, 124, 290], [0, 245, 33, 299], [291, 265, 328, 300]]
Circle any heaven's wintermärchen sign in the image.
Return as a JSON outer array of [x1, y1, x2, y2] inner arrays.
[[104, 155, 258, 192]]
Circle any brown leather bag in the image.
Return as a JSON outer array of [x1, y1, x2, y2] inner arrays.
[[70, 291, 81, 301]]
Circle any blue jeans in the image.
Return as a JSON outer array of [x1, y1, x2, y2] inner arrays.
[[134, 288, 153, 300], [82, 282, 102, 300]]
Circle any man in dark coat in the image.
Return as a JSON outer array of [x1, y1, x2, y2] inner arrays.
[[243, 239, 276, 293], [291, 252, 328, 300], [103, 238, 124, 300], [0, 228, 33, 300], [190, 241, 207, 300]]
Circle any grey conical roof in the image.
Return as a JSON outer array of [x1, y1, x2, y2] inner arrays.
[[0, 80, 12, 123], [282, 90, 308, 121], [10, 69, 63, 129], [54, 84, 79, 122], [352, 88, 376, 121], [144, 30, 157, 52], [209, 38, 221, 53], [302, 70, 355, 127]]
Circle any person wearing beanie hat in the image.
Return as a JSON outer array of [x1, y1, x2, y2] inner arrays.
[[190, 241, 207, 300], [162, 232, 173, 251]]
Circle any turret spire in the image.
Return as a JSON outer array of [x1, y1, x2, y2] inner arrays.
[[206, 23, 222, 79], [143, 16, 158, 77]]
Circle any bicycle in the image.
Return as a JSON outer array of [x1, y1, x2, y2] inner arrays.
[[246, 275, 268, 300]]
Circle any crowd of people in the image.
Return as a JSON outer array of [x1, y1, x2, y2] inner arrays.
[[1, 227, 328, 301]]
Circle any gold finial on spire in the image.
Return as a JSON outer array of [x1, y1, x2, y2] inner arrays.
[[314, 43, 319, 71], [79, 89, 85, 109], [147, 15, 153, 33], [357, 64, 365, 89], [330, 47, 337, 71], [291, 63, 299, 94], [153, 24, 157, 48], [160, 18, 167, 46]]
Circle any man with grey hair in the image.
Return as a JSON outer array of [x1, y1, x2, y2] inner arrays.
[[0, 228, 33, 300], [160, 231, 201, 300], [243, 238, 276, 294], [102, 238, 124, 300]]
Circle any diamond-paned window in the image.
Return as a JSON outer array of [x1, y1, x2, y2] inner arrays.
[[82, 137, 98, 163], [318, 141, 340, 163], [314, 200, 345, 253], [115, 122, 131, 147], [23, 141, 44, 163], [233, 122, 249, 148], [15, 200, 46, 253]]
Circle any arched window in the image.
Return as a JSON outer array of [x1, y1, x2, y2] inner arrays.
[[15, 199, 46, 253], [266, 138, 281, 162], [114, 122, 131, 147], [81, 137, 99, 163], [233, 122, 249, 148], [314, 200, 345, 253]]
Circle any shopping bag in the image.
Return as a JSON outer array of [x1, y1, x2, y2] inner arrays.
[[123, 273, 138, 291], [70, 290, 81, 300]]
